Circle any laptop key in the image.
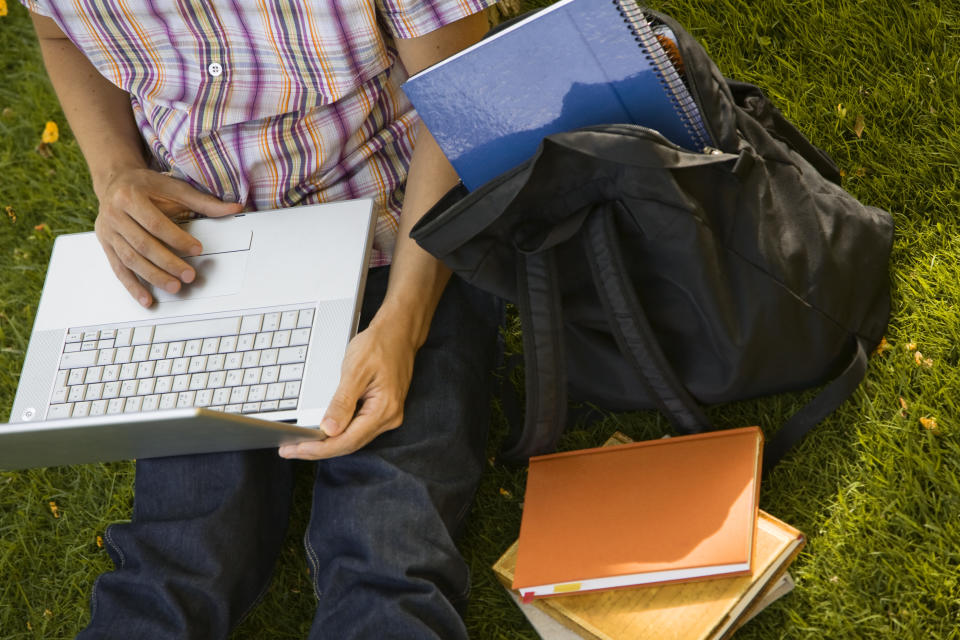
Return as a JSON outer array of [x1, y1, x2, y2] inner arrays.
[[176, 391, 196, 408], [48, 403, 73, 419], [154, 316, 241, 343], [297, 308, 314, 329], [114, 327, 133, 347], [280, 310, 298, 330], [142, 395, 160, 412], [278, 363, 303, 382], [131, 325, 155, 346], [61, 350, 98, 370], [240, 314, 262, 334]]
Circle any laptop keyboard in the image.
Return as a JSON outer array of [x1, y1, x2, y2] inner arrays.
[[47, 306, 315, 420]]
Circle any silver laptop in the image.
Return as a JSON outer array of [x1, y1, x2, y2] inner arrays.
[[2, 199, 375, 470]]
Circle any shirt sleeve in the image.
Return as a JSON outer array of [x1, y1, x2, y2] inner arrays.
[[376, 0, 500, 39]]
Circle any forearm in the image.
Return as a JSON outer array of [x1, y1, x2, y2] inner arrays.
[[31, 13, 147, 197], [372, 11, 489, 350], [372, 123, 456, 350]]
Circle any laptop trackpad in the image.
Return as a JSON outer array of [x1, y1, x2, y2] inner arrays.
[[151, 251, 249, 302]]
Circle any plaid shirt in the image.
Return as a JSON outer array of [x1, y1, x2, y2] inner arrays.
[[23, 0, 495, 266]]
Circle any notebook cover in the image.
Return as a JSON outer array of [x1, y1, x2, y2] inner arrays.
[[402, 0, 702, 190], [513, 427, 763, 598]]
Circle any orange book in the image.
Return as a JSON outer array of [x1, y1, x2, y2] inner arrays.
[[513, 426, 763, 601]]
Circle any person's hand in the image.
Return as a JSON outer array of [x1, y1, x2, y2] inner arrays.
[[278, 319, 418, 460], [94, 168, 244, 307]]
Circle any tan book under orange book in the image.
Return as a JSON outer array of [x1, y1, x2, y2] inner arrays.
[[514, 426, 763, 601], [495, 509, 805, 639]]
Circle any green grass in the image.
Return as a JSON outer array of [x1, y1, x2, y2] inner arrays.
[[2, 0, 959, 637]]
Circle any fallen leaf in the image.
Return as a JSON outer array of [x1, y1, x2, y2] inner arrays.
[[906, 342, 917, 352], [836, 103, 847, 119], [0, 0, 7, 17], [43, 609, 53, 619], [49, 501, 60, 518], [499, 488, 512, 499], [35, 142, 53, 158], [4, 206, 14, 223], [41, 120, 59, 144], [898, 397, 908, 418], [914, 351, 927, 366], [26, 622, 32, 631], [898, 397, 908, 410], [923, 357, 933, 368], [919, 417, 939, 434], [830, 575, 840, 583], [96, 535, 103, 549], [873, 337, 891, 355], [853, 114, 866, 138], [1, 107, 12, 118]]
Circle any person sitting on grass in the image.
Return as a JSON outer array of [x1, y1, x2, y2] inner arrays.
[[23, 0, 503, 637]]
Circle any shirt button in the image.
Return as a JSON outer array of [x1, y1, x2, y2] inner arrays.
[[208, 62, 223, 77]]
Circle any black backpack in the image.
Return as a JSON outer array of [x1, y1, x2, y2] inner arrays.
[[410, 9, 893, 470]]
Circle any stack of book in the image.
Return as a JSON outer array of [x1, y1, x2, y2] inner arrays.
[[494, 429, 805, 639]]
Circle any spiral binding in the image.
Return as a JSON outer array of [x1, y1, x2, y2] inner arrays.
[[612, 0, 712, 150]]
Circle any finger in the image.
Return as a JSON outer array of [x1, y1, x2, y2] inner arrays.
[[279, 408, 392, 460], [153, 174, 245, 218], [318, 370, 370, 438], [124, 191, 204, 259], [96, 233, 154, 308], [108, 230, 188, 295], [108, 202, 200, 284]]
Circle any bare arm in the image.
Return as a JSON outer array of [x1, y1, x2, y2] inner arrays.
[[279, 12, 489, 459], [30, 13, 241, 307]]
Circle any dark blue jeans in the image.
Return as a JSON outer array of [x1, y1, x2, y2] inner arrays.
[[77, 268, 503, 639]]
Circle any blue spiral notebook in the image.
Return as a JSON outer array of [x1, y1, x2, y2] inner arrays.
[[402, 0, 712, 191]]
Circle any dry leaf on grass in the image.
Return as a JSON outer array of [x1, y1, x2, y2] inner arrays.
[[48, 501, 60, 518], [873, 337, 892, 355], [919, 417, 939, 434], [853, 114, 866, 138]]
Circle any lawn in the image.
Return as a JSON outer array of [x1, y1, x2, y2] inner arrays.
[[2, 0, 959, 638]]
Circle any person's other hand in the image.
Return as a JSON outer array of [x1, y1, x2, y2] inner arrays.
[[94, 168, 243, 307], [277, 319, 417, 460]]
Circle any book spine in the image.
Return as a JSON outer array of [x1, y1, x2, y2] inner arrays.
[[612, 0, 711, 150]]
